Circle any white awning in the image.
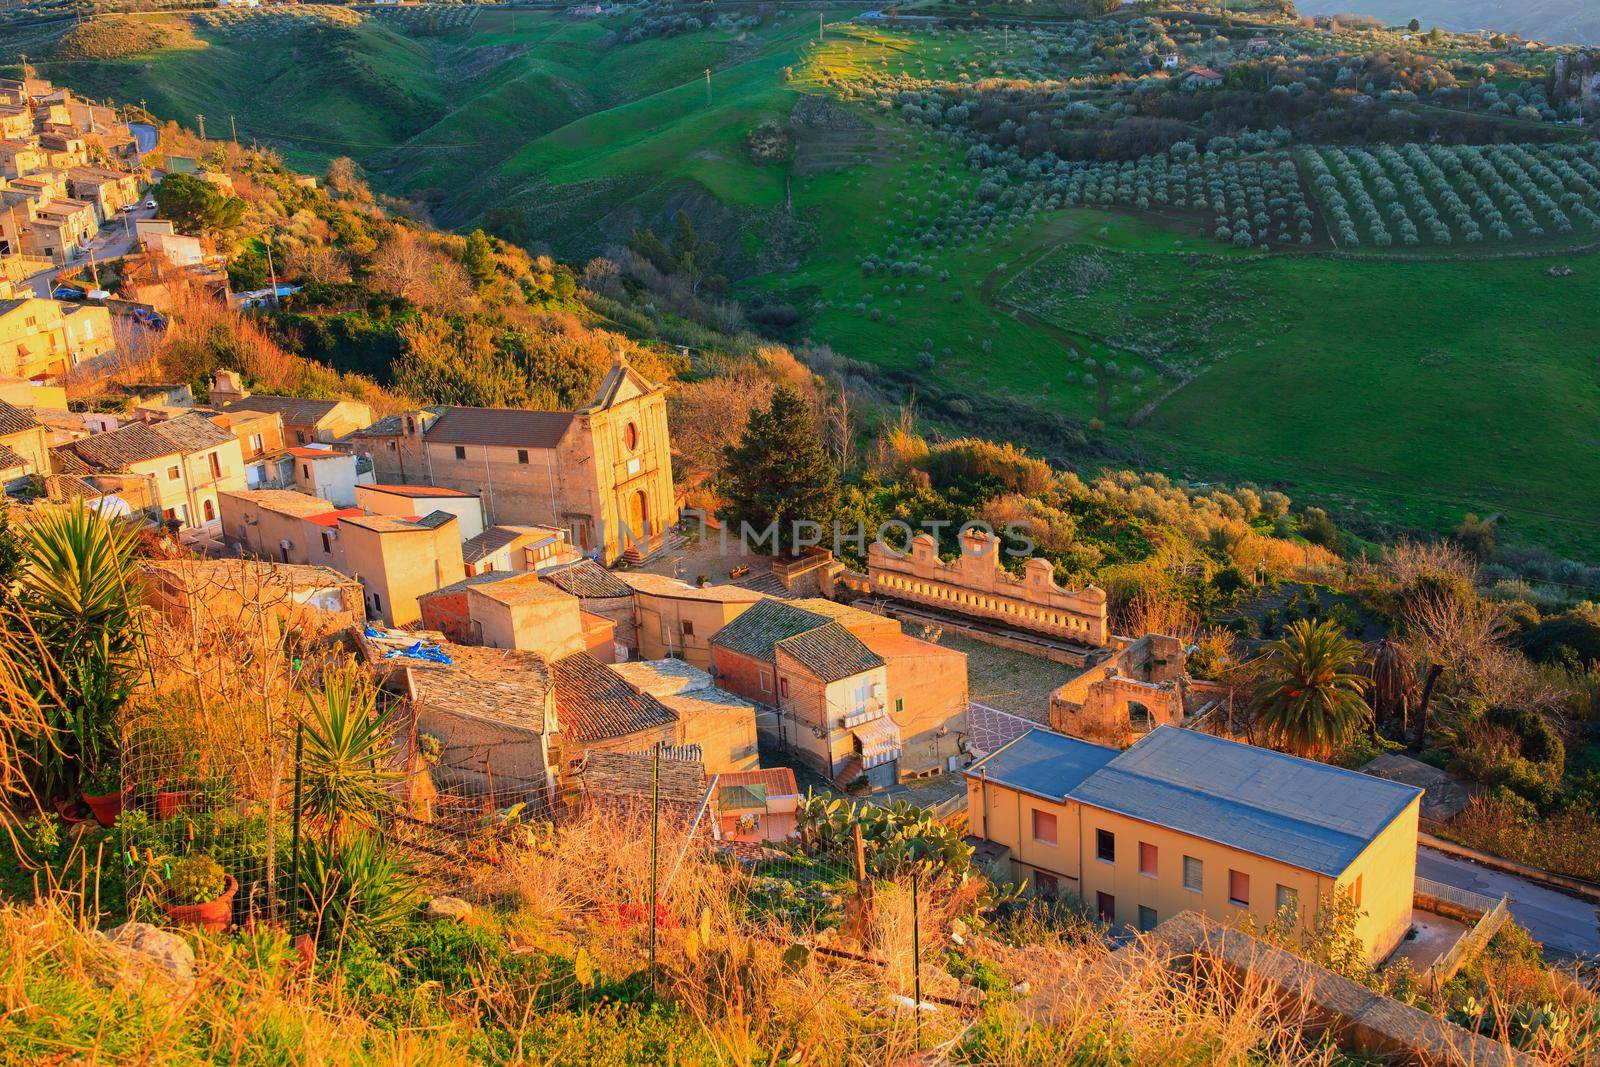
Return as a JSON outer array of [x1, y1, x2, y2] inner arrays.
[[853, 716, 901, 758]]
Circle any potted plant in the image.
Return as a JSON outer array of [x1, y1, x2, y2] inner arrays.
[[157, 752, 202, 820], [162, 854, 237, 932], [80, 763, 124, 827]]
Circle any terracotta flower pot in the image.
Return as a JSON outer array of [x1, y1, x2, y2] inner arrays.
[[164, 874, 238, 933], [81, 789, 125, 828], [54, 797, 91, 824], [156, 788, 198, 820]]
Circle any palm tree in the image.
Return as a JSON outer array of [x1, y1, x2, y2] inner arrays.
[[12, 502, 144, 798], [1366, 637, 1416, 729], [1248, 619, 1372, 759]]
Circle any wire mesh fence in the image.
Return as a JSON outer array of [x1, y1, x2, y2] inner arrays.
[[105, 559, 956, 1042]]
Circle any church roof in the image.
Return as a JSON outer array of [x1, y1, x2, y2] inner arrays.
[[423, 407, 574, 448]]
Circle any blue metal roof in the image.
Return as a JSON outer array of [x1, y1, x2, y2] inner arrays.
[[1068, 727, 1422, 877], [964, 729, 1119, 801]]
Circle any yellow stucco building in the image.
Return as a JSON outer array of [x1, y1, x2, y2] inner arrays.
[[966, 726, 1422, 962]]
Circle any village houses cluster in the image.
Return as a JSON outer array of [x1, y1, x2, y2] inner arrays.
[[0, 77, 1444, 967], [12, 347, 1421, 965], [0, 337, 1438, 961]]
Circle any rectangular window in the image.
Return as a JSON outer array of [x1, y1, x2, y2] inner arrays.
[[249, 433, 262, 453], [1138, 906, 1158, 933], [295, 431, 306, 445], [370, 592, 382, 612], [209, 452, 221, 479], [320, 532, 331, 554], [758, 670, 771, 693], [302, 464, 310, 479], [517, 449, 529, 464], [167, 465, 180, 480], [1139, 842, 1158, 878], [895, 697, 904, 713], [1350, 875, 1363, 908], [454, 445, 466, 460], [681, 620, 695, 636], [1275, 885, 1299, 920], [1229, 870, 1250, 907], [1095, 829, 1115, 864], [779, 677, 790, 698], [1034, 871, 1058, 898], [1183, 856, 1203, 893], [1031, 809, 1058, 846], [1096, 892, 1115, 923]]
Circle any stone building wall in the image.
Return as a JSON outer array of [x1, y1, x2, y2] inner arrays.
[[868, 531, 1109, 647], [1049, 633, 1188, 745], [351, 365, 677, 564]]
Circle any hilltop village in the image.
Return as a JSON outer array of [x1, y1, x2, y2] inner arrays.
[[0, 20, 1596, 1066]]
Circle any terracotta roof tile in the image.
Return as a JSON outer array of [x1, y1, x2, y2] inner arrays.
[[62, 422, 180, 471], [542, 558, 631, 599], [219, 395, 345, 427], [775, 622, 883, 682], [576, 749, 707, 807], [552, 652, 678, 744], [709, 598, 830, 660], [150, 411, 234, 453], [0, 399, 40, 437], [424, 407, 573, 448]]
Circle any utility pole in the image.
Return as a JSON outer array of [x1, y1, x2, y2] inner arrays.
[[264, 232, 278, 306], [197, 114, 206, 141], [818, 13, 823, 40], [704, 68, 712, 107], [230, 114, 238, 145]]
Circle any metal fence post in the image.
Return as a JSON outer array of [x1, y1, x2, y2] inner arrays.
[[648, 741, 661, 998], [289, 721, 304, 935], [911, 865, 922, 1049]]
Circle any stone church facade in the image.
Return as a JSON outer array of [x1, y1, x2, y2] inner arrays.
[[348, 358, 677, 564]]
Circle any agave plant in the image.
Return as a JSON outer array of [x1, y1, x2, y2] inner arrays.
[[1248, 619, 1372, 760], [10, 502, 144, 799]]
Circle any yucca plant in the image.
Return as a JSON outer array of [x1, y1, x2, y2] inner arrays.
[[299, 663, 398, 842], [1248, 619, 1372, 760], [10, 502, 144, 799]]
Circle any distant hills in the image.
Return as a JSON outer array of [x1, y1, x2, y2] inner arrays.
[[1297, 0, 1600, 45]]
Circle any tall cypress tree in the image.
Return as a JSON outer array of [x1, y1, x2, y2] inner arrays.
[[720, 385, 838, 554]]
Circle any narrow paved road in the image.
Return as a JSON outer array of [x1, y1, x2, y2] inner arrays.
[[1418, 846, 1600, 960], [22, 204, 156, 297]]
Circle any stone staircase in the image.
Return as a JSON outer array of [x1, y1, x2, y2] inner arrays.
[[830, 755, 864, 791], [620, 528, 685, 566]]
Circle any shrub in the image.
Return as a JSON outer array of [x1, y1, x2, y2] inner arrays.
[[166, 854, 227, 906]]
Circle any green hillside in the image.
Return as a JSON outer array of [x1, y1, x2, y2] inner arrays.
[[34, 9, 448, 172], [23, 3, 1600, 557]]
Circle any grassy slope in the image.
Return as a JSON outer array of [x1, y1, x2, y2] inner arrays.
[[36, 14, 445, 172], [1139, 253, 1600, 555]]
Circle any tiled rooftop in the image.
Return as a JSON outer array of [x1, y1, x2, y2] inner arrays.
[[552, 652, 678, 745]]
